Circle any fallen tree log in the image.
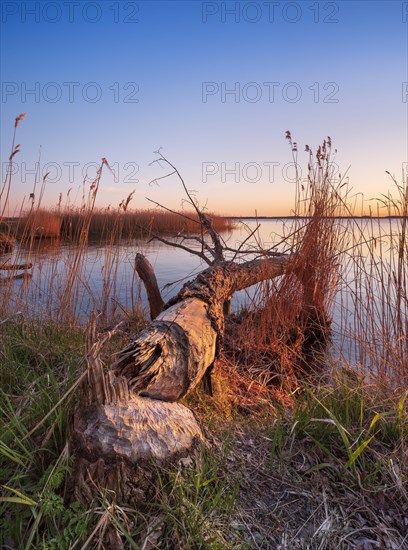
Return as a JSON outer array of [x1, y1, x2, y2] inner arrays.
[[71, 254, 291, 506], [113, 255, 290, 401], [134, 252, 164, 319]]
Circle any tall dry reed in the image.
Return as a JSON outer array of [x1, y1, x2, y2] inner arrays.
[[0, 116, 233, 327], [337, 180, 407, 385], [224, 135, 352, 389]]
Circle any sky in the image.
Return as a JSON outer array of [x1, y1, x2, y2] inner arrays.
[[0, 0, 407, 216]]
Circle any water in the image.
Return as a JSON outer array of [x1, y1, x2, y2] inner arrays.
[[1, 219, 290, 317], [2, 218, 406, 369]]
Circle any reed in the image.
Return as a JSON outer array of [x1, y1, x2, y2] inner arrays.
[[337, 179, 408, 384], [60, 208, 234, 241], [1, 117, 407, 548], [224, 135, 350, 390], [19, 209, 61, 240]]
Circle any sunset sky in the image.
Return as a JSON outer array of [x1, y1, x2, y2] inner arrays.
[[1, 0, 407, 216]]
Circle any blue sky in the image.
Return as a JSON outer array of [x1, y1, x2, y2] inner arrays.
[[1, 0, 407, 215]]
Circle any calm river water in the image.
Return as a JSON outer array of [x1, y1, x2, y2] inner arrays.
[[2, 218, 405, 368]]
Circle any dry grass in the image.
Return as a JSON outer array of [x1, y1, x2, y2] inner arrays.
[[218, 413, 408, 549], [185, 360, 408, 549], [60, 208, 234, 241], [224, 136, 348, 391], [19, 209, 61, 240]]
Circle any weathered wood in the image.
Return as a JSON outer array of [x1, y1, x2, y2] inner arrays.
[[134, 252, 164, 319], [113, 297, 217, 401], [72, 395, 204, 464], [170, 256, 290, 309], [71, 313, 204, 505], [113, 255, 290, 401]]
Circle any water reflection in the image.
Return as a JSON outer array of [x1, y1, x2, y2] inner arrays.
[[2, 218, 405, 369]]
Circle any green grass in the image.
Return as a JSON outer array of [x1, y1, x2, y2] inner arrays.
[[0, 321, 85, 549], [1, 319, 407, 548], [291, 375, 408, 483], [0, 320, 243, 549]]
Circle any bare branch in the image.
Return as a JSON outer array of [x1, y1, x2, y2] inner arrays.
[[179, 235, 217, 259], [135, 253, 164, 319], [149, 235, 212, 265], [145, 197, 200, 226], [147, 170, 177, 186], [230, 223, 261, 262]]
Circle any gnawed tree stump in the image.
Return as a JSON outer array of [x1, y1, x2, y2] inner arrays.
[[73, 396, 204, 464], [71, 396, 204, 504], [71, 254, 290, 505], [70, 314, 205, 505]]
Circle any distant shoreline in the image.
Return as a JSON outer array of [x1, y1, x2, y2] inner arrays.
[[2, 215, 407, 223], [227, 215, 408, 220]]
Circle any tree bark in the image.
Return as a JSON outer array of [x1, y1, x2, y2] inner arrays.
[[70, 254, 291, 504], [113, 255, 290, 401], [134, 253, 164, 319]]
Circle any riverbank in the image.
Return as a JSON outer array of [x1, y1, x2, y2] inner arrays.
[[0, 318, 407, 549], [1, 124, 406, 548]]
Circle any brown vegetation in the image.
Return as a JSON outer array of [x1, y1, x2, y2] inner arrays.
[[224, 134, 346, 391], [60, 208, 234, 241], [0, 231, 14, 253], [19, 209, 61, 240]]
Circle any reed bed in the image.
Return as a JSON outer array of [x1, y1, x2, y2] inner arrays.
[[0, 115, 232, 325], [336, 185, 407, 385], [19, 209, 61, 240], [14, 208, 233, 243], [60, 208, 234, 241], [224, 135, 350, 390]]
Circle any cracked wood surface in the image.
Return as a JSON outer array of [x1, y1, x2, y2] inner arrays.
[[113, 255, 290, 401]]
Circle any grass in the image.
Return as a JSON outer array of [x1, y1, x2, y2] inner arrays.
[[1, 326, 407, 548], [0, 117, 407, 548], [0, 321, 85, 549]]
